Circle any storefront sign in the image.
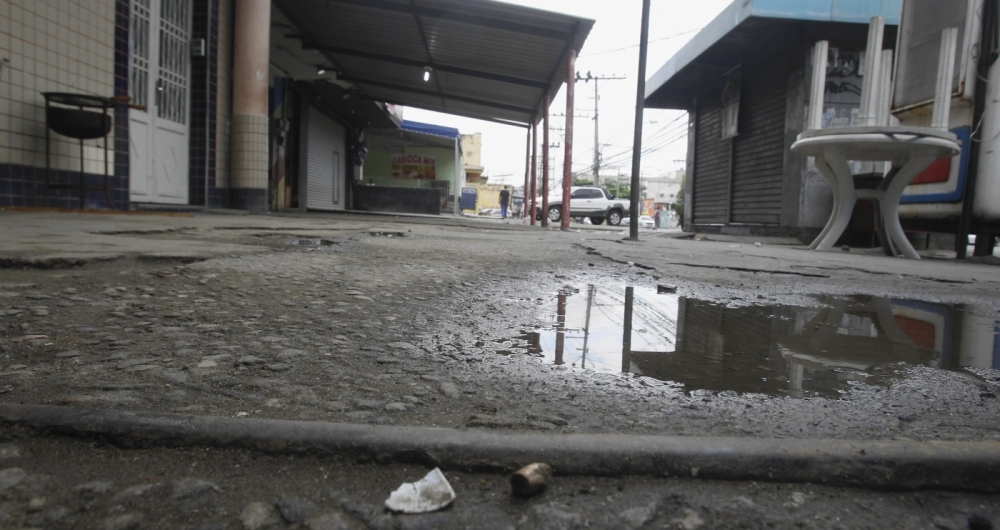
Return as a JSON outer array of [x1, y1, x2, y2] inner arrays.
[[392, 154, 437, 179]]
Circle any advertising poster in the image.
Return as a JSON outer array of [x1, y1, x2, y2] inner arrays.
[[720, 65, 741, 139], [391, 154, 437, 179]]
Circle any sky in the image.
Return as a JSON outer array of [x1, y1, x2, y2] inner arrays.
[[402, 0, 735, 186]]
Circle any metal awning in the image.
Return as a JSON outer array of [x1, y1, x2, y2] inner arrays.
[[274, 0, 594, 127], [400, 120, 461, 140], [644, 0, 901, 110], [367, 121, 461, 150]]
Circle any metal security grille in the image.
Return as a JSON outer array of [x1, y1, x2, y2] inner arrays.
[[692, 106, 730, 225], [731, 62, 787, 226], [156, 0, 190, 124], [129, 0, 151, 108], [332, 151, 341, 205], [305, 106, 346, 211]]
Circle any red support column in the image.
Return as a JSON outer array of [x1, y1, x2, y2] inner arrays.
[[561, 50, 576, 231], [542, 92, 550, 227], [530, 122, 538, 226], [524, 127, 531, 221]]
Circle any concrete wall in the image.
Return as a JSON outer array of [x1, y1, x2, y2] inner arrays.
[[353, 184, 440, 215], [469, 182, 509, 210]]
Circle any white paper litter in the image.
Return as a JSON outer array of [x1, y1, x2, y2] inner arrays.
[[384, 468, 456, 514]]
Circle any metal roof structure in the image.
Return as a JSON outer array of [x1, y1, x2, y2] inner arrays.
[[644, 0, 901, 110], [367, 123, 461, 151], [401, 120, 461, 140], [274, 0, 594, 127]]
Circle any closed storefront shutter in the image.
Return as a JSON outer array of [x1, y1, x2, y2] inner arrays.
[[305, 105, 346, 211], [731, 63, 787, 225], [692, 106, 730, 225]]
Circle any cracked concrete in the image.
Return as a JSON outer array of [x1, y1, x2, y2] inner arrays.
[[0, 209, 998, 528]]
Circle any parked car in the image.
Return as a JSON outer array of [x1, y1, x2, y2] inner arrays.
[[535, 186, 630, 226], [621, 216, 655, 228]]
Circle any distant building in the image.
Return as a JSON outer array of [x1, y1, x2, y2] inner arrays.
[[462, 133, 484, 184], [644, 170, 684, 208]]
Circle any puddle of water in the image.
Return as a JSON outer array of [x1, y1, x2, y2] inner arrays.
[[522, 284, 1000, 397]]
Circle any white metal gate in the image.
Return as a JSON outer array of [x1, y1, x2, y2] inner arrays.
[[129, 0, 191, 204], [305, 106, 346, 211]]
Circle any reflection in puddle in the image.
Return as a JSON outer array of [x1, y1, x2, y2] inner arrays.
[[525, 285, 1000, 397]]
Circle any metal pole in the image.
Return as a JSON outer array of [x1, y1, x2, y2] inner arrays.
[[561, 49, 576, 231], [957, 0, 996, 257], [594, 80, 600, 187], [542, 92, 551, 227], [629, 0, 652, 240], [524, 127, 530, 219], [530, 121, 538, 226]]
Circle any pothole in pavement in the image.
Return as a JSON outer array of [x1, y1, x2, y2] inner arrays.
[[502, 282, 1000, 398]]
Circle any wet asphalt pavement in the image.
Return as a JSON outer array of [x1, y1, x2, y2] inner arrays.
[[0, 210, 999, 528]]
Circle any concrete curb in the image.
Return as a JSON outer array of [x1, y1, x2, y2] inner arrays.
[[2, 404, 999, 492]]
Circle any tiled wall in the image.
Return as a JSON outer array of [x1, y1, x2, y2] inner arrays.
[[188, 0, 231, 208], [0, 0, 128, 209], [215, 0, 232, 197], [189, 0, 216, 207]]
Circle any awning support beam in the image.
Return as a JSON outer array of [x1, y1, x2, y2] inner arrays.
[[363, 95, 531, 128], [347, 76, 537, 115], [542, 91, 550, 228], [295, 41, 549, 89]]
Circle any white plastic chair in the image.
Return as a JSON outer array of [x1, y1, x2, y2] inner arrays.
[[798, 17, 960, 258]]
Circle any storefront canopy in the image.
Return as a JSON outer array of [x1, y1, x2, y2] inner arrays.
[[644, 0, 901, 110], [274, 0, 594, 127], [368, 120, 462, 150], [401, 120, 461, 140]]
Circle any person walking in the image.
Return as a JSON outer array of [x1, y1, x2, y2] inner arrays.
[[653, 206, 661, 230], [499, 187, 511, 220]]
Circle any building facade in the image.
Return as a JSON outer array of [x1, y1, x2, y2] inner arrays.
[[645, 0, 902, 241], [0, 0, 593, 214]]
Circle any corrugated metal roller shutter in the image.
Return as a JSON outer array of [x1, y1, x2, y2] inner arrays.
[[731, 64, 787, 225], [306, 105, 346, 211], [692, 105, 730, 225]]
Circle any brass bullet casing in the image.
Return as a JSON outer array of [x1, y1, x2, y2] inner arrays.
[[510, 463, 553, 497]]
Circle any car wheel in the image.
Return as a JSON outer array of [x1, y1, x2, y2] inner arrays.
[[548, 206, 562, 223], [607, 210, 622, 226], [590, 217, 605, 225]]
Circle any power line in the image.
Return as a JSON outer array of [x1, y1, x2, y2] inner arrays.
[[579, 28, 702, 58]]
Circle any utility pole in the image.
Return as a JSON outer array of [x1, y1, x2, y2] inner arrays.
[[576, 71, 626, 187], [628, 0, 651, 241]]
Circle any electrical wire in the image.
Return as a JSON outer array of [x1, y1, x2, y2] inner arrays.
[[579, 28, 703, 58]]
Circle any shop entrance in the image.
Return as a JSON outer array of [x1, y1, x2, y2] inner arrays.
[[128, 0, 191, 204]]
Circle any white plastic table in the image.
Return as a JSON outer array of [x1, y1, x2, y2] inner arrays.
[[791, 126, 960, 259]]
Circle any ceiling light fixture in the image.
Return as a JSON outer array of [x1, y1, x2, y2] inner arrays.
[[423, 66, 433, 82]]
